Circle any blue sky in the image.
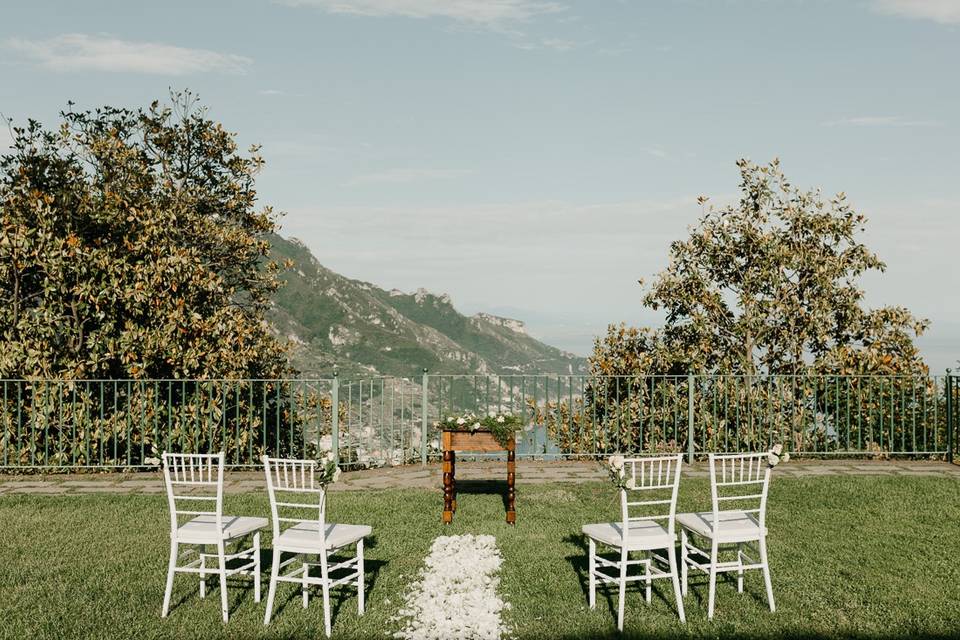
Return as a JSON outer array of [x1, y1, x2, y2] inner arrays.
[[2, 0, 958, 369]]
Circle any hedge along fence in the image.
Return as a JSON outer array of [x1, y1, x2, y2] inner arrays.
[[527, 374, 956, 459], [0, 374, 957, 470], [0, 379, 337, 469]]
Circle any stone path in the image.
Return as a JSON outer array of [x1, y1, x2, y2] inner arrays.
[[0, 459, 957, 496]]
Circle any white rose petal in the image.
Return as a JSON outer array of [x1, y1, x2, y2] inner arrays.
[[609, 455, 625, 471]]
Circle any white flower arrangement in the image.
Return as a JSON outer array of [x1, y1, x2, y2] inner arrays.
[[309, 438, 342, 486], [767, 443, 790, 468], [435, 411, 523, 448], [607, 454, 629, 490]]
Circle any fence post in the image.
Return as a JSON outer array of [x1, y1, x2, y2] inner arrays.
[[947, 369, 954, 465], [687, 373, 695, 464], [331, 371, 340, 466], [421, 368, 429, 466]]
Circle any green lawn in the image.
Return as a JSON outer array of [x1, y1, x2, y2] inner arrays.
[[1, 475, 959, 639]]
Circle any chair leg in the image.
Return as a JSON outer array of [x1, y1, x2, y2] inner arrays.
[[617, 547, 628, 631], [253, 533, 262, 603], [707, 540, 718, 620], [303, 556, 310, 608], [199, 544, 206, 599], [264, 548, 281, 625], [217, 541, 229, 623], [644, 551, 652, 604], [357, 539, 366, 615], [321, 552, 332, 638], [680, 530, 688, 597], [162, 538, 178, 618], [667, 544, 686, 624], [737, 543, 744, 594], [759, 535, 776, 612], [587, 539, 596, 609]]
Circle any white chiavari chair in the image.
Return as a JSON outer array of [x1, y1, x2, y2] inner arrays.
[[582, 454, 686, 630], [677, 452, 775, 619], [262, 456, 371, 637], [161, 452, 266, 622]]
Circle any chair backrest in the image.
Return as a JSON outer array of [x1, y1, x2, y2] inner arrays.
[[162, 452, 224, 535], [263, 456, 327, 544], [708, 452, 771, 532], [619, 454, 683, 537]]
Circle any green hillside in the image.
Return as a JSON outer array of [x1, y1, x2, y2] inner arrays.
[[268, 235, 586, 378]]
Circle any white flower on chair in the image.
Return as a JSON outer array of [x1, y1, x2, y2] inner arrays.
[[767, 443, 790, 467], [608, 455, 625, 472], [606, 455, 627, 489]]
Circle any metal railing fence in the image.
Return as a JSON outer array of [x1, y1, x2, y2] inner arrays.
[[0, 373, 956, 470]]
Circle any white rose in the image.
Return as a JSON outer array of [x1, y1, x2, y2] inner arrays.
[[323, 449, 336, 463], [609, 455, 625, 471], [782, 451, 791, 463], [447, 416, 455, 423], [332, 467, 342, 483], [472, 422, 481, 429], [771, 443, 783, 456], [456, 417, 466, 426], [767, 452, 779, 467], [625, 477, 636, 490], [496, 416, 505, 423]]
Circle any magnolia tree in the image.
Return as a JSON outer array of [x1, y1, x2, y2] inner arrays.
[[0, 93, 302, 465], [581, 159, 933, 455], [0, 92, 289, 380], [594, 158, 928, 378]]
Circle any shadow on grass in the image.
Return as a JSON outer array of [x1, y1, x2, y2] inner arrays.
[[268, 535, 386, 626], [165, 535, 386, 625], [451, 479, 511, 514], [563, 533, 776, 628]]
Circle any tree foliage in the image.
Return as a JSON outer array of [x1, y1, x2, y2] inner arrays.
[[0, 91, 290, 380], [592, 158, 928, 378]]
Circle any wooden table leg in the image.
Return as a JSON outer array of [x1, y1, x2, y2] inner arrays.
[[506, 443, 516, 525], [450, 450, 457, 512], [442, 447, 454, 524]]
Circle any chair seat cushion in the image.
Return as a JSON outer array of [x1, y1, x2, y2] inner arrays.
[[582, 521, 674, 550], [176, 515, 268, 543], [275, 522, 372, 553], [676, 510, 766, 542]]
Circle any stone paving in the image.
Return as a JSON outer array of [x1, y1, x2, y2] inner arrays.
[[0, 459, 957, 496]]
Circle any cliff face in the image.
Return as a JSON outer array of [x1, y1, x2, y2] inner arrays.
[[268, 235, 587, 378]]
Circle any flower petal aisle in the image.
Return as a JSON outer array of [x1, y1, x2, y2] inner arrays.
[[394, 534, 510, 640]]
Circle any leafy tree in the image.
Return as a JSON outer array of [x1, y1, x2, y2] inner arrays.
[[582, 159, 935, 456], [592, 158, 928, 377], [0, 92, 290, 379]]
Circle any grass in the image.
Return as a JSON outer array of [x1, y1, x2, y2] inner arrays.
[[1, 475, 959, 639]]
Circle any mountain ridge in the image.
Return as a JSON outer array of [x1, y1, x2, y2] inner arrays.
[[268, 235, 587, 378]]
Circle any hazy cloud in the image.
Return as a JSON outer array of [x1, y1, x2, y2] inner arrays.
[[823, 115, 941, 127], [278, 0, 565, 26], [4, 33, 252, 75], [872, 0, 960, 25], [514, 36, 578, 51], [343, 167, 474, 186]]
